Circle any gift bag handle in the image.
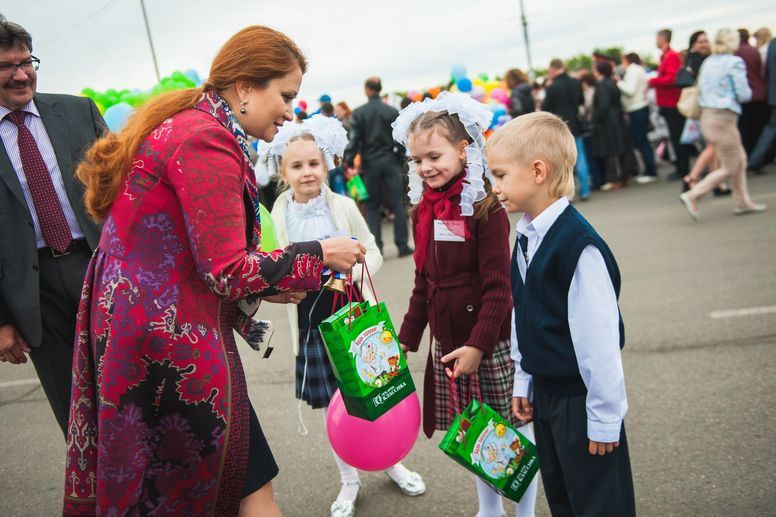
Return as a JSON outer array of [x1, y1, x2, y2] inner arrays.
[[448, 365, 484, 423], [330, 271, 363, 316], [360, 261, 381, 313]]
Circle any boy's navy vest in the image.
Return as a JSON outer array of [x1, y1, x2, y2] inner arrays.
[[511, 205, 624, 396]]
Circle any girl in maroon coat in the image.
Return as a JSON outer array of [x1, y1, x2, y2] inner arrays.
[[393, 93, 532, 516]]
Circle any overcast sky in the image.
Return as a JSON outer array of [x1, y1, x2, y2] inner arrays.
[[4, 0, 774, 107]]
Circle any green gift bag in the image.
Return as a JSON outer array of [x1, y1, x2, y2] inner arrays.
[[318, 296, 415, 421], [439, 378, 539, 503], [347, 175, 369, 202]]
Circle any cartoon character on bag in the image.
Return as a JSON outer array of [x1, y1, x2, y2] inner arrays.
[[483, 441, 511, 476], [360, 342, 382, 383]]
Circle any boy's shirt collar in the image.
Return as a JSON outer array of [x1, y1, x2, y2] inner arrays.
[[515, 197, 569, 239]]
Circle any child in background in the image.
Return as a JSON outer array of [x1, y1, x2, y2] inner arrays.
[[393, 93, 538, 517], [486, 112, 635, 516], [266, 115, 425, 517]]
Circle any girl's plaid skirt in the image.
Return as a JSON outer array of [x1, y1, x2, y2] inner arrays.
[[295, 328, 338, 409], [432, 338, 520, 431]]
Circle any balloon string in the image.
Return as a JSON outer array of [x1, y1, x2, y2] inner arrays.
[[297, 288, 326, 436]]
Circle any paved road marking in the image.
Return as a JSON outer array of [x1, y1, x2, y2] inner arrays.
[[710, 305, 776, 319], [0, 378, 40, 389]]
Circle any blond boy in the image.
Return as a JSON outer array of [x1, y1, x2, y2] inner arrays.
[[486, 112, 635, 516]]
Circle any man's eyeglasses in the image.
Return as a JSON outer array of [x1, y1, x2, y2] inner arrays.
[[0, 56, 40, 78]]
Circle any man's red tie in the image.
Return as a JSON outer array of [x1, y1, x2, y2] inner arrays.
[[7, 111, 73, 253]]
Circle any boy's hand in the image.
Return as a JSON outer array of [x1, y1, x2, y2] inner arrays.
[[511, 397, 533, 423], [588, 440, 620, 456], [441, 346, 484, 379], [399, 343, 409, 354]]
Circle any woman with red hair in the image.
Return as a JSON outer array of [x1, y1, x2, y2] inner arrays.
[[64, 26, 364, 516]]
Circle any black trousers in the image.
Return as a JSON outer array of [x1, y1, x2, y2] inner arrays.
[[739, 100, 770, 155], [533, 387, 636, 517], [28, 244, 90, 437], [748, 106, 776, 170], [660, 106, 691, 176], [604, 154, 633, 185], [362, 156, 409, 251]]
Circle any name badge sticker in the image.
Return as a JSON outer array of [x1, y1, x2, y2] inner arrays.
[[434, 220, 466, 242]]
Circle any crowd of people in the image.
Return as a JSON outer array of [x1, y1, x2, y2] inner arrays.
[[304, 27, 774, 216], [1, 10, 774, 517]]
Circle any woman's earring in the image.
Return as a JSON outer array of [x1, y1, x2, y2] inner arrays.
[[239, 99, 248, 114]]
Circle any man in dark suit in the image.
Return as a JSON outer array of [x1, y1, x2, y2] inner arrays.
[[0, 16, 104, 436], [344, 77, 413, 257], [748, 37, 776, 173], [542, 59, 592, 199]]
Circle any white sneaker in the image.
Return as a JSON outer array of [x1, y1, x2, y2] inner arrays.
[[679, 193, 699, 222], [331, 499, 356, 517], [387, 470, 426, 496], [635, 175, 658, 184], [331, 481, 360, 517], [734, 204, 767, 215]]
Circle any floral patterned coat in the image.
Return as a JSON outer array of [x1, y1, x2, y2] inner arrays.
[[64, 95, 324, 516]]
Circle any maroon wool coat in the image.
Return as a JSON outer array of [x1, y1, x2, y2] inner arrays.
[[736, 42, 767, 102], [398, 200, 513, 431]]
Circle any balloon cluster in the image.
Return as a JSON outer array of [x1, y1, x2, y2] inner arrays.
[[450, 65, 513, 131], [293, 99, 308, 116], [402, 65, 514, 133], [81, 69, 203, 132]]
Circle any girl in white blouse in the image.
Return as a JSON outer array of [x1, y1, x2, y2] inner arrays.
[[268, 116, 425, 517]]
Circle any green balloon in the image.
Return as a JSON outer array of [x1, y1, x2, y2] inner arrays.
[[258, 203, 278, 252]]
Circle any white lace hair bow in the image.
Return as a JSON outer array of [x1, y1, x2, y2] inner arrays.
[[391, 91, 494, 216], [255, 114, 348, 183]]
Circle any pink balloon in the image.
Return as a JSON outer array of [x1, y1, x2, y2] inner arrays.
[[326, 389, 421, 471], [490, 87, 509, 105], [298, 100, 308, 111]]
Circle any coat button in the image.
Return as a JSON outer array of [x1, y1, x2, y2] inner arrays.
[[28, 222, 33, 228], [466, 304, 474, 312], [32, 264, 39, 271]]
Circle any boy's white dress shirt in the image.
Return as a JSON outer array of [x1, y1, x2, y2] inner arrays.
[[510, 197, 628, 443]]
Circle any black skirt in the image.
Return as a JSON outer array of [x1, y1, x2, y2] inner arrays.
[[242, 403, 279, 497]]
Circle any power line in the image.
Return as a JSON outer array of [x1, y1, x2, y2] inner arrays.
[[36, 0, 120, 53]]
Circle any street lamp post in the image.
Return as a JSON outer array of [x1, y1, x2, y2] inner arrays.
[[518, 0, 534, 79], [139, 0, 161, 82]]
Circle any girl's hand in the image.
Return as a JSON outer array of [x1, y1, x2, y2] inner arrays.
[[511, 397, 533, 423], [400, 343, 409, 354], [320, 237, 366, 273], [441, 346, 484, 379]]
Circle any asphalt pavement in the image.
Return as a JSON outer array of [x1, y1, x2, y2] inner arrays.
[[2, 167, 775, 516]]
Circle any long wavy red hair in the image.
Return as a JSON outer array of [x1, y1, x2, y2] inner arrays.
[[77, 26, 307, 222]]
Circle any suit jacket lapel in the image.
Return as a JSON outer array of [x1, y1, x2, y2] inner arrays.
[[0, 137, 27, 209], [35, 96, 78, 202]]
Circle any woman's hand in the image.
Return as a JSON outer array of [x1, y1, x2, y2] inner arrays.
[[320, 237, 366, 274], [263, 291, 307, 304], [441, 345, 484, 379]]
